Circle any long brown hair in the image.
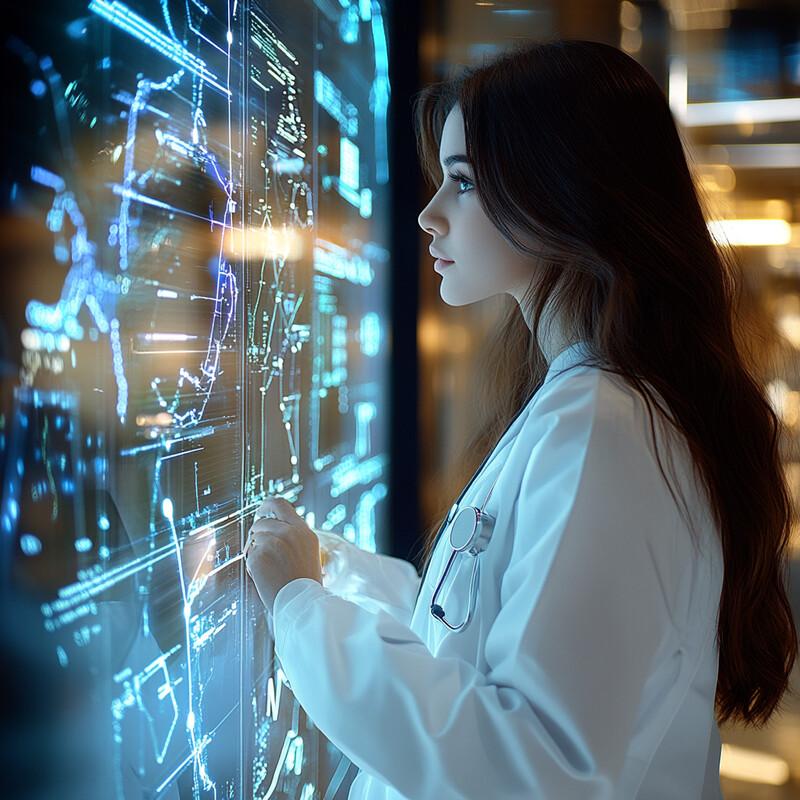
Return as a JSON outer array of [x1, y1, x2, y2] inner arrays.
[[413, 39, 796, 727]]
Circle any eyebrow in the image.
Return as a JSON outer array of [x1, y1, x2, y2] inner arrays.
[[441, 154, 470, 169]]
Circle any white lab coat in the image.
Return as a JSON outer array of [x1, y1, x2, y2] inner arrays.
[[272, 342, 724, 800]]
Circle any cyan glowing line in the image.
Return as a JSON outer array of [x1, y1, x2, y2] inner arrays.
[[133, 653, 180, 764], [203, 551, 243, 580], [160, 446, 204, 461], [110, 90, 169, 118], [314, 243, 374, 286], [110, 319, 128, 422], [339, 137, 359, 191], [88, 0, 230, 96], [369, 1, 390, 183], [163, 498, 217, 797], [154, 128, 195, 158], [42, 543, 178, 621], [84, 294, 109, 332], [263, 729, 297, 800], [265, 668, 289, 722], [354, 402, 376, 458], [143, 333, 199, 342], [359, 187, 372, 219], [330, 453, 386, 498], [360, 312, 381, 356], [148, 143, 237, 428], [327, 175, 363, 210], [156, 751, 194, 794], [187, 5, 228, 58], [117, 70, 184, 272], [322, 755, 352, 800], [286, 735, 304, 775], [26, 166, 130, 417], [314, 71, 358, 136], [111, 183, 173, 211], [354, 483, 386, 552], [159, 0, 178, 41], [112, 57, 237, 427], [30, 165, 65, 192]]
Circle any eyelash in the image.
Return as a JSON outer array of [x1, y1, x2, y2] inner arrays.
[[447, 172, 473, 195]]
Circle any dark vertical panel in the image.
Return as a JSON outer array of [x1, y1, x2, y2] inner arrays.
[[388, 0, 423, 562]]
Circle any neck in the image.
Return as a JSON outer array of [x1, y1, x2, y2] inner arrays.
[[519, 293, 576, 366]]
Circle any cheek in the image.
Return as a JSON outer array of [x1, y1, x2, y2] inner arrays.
[[456, 209, 500, 256], [474, 222, 517, 265]]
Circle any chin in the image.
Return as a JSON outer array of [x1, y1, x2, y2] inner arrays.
[[439, 290, 470, 307], [439, 284, 488, 307]]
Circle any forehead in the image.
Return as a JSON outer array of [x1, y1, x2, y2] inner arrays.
[[439, 106, 466, 159]]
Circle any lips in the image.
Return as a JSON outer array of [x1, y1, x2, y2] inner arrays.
[[429, 247, 453, 262], [433, 258, 454, 273]]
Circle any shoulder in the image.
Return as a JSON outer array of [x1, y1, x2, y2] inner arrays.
[[508, 362, 699, 544], [522, 362, 658, 461]]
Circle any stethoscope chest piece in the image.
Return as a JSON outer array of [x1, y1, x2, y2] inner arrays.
[[449, 506, 494, 556], [430, 504, 497, 632], [430, 454, 508, 632]]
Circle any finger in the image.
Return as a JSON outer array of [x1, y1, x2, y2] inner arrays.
[[244, 520, 288, 561], [248, 518, 295, 538], [244, 529, 291, 568], [256, 496, 300, 524]]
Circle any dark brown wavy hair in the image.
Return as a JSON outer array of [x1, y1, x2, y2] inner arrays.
[[413, 39, 796, 727]]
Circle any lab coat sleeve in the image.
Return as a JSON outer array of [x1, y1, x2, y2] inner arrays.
[[316, 532, 421, 624], [273, 373, 688, 800]]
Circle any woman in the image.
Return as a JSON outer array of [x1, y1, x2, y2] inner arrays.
[[244, 40, 797, 799]]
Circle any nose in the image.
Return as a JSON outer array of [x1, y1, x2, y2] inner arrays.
[[417, 192, 446, 237]]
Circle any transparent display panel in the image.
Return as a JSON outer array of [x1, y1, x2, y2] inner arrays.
[[0, 1, 391, 798]]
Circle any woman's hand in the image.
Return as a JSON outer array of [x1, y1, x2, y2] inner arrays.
[[244, 497, 322, 614]]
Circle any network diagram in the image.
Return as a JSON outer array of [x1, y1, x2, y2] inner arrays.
[[1, 1, 391, 798]]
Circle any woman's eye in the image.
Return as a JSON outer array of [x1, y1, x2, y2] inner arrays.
[[447, 172, 473, 195]]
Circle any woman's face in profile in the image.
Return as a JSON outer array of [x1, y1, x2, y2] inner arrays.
[[418, 106, 534, 308]]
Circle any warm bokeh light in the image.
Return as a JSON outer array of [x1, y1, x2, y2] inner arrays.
[[695, 164, 736, 193], [223, 225, 305, 262], [707, 219, 792, 247], [719, 744, 791, 786], [678, 98, 800, 128], [417, 312, 472, 356]]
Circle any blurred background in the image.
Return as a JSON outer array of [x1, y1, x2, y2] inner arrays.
[[403, 1, 800, 797], [2, 0, 799, 797]]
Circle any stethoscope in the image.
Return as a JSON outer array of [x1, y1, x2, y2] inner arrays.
[[427, 381, 543, 633], [429, 467, 504, 631]]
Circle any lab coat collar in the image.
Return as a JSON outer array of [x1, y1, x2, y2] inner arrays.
[[543, 340, 595, 386]]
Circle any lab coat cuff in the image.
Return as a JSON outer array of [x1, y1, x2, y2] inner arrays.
[[273, 578, 330, 657]]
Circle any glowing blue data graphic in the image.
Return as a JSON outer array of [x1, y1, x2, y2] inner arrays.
[[88, 0, 231, 96], [2, 0, 392, 798]]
